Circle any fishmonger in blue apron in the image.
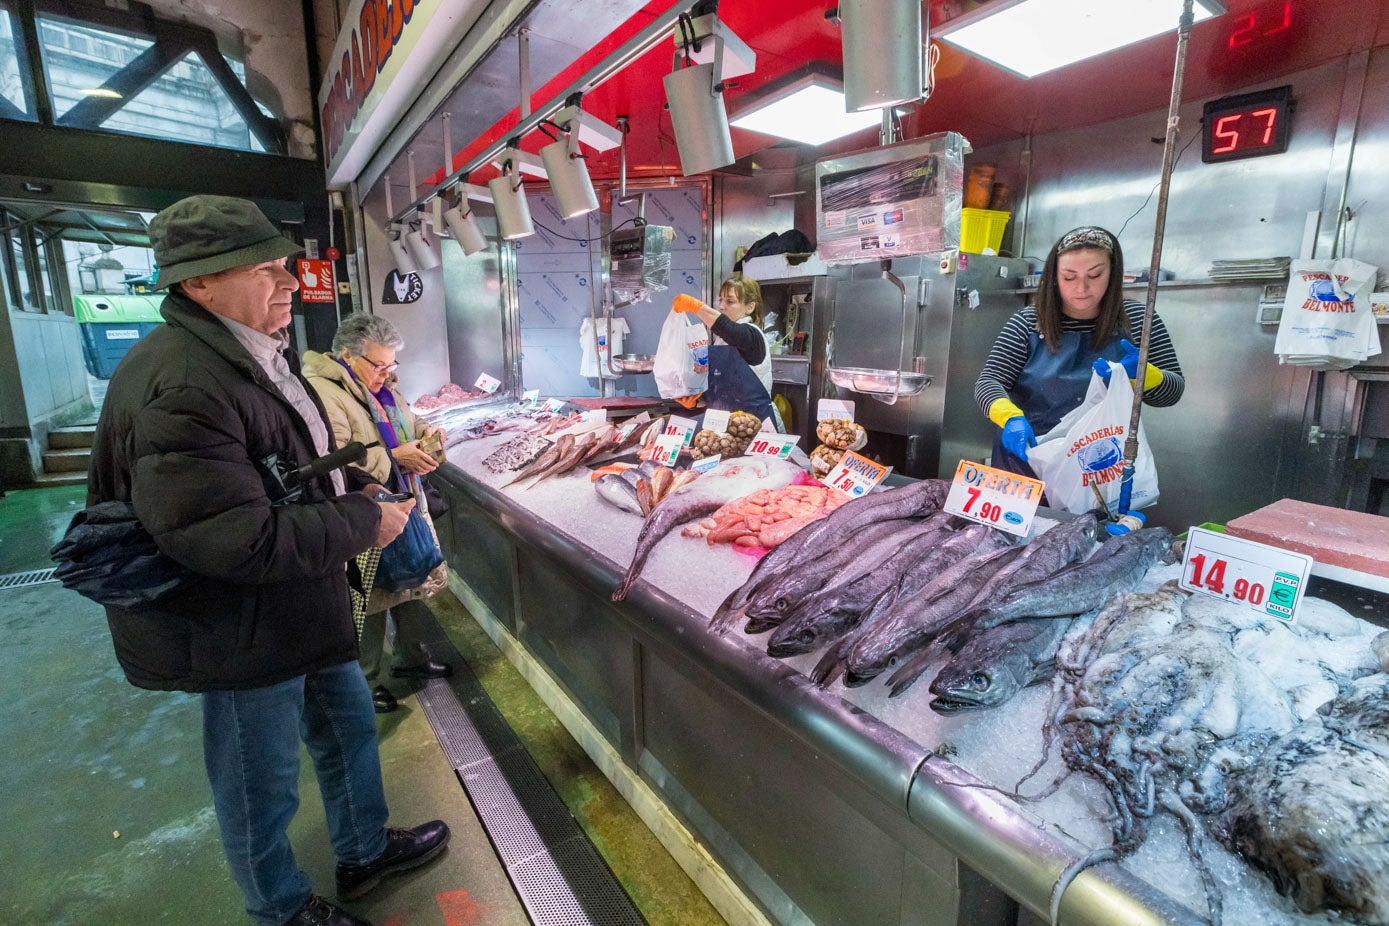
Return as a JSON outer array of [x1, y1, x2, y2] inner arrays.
[[973, 226, 1186, 482], [672, 276, 778, 428]]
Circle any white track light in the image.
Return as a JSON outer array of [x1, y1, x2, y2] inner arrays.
[[663, 35, 735, 175], [403, 221, 441, 270], [442, 204, 487, 255], [388, 226, 417, 275], [840, 0, 925, 110], [488, 147, 534, 240]]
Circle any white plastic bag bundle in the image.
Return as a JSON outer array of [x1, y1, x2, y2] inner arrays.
[[652, 310, 709, 399], [1027, 361, 1159, 514], [1274, 258, 1381, 370]]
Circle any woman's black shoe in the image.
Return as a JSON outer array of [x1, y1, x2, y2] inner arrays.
[[371, 685, 398, 713]]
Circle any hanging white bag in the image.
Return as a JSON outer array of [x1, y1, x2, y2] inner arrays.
[[1026, 360, 1159, 514], [1274, 258, 1380, 369], [652, 310, 709, 399]]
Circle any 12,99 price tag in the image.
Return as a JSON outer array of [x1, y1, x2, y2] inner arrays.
[[822, 451, 890, 498], [943, 460, 1044, 537], [474, 372, 501, 393], [1179, 527, 1312, 623], [745, 433, 799, 460]]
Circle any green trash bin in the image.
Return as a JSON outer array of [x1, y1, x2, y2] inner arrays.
[[74, 294, 165, 379]]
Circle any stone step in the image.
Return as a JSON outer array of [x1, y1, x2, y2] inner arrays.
[[49, 426, 97, 450], [33, 471, 88, 488], [42, 448, 91, 474]]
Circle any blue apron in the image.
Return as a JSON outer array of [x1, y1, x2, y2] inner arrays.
[[706, 343, 776, 425], [991, 328, 1127, 479]]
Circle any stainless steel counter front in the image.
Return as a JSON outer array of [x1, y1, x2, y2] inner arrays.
[[430, 457, 1206, 926]]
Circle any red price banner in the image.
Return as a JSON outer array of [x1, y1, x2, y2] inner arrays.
[[1178, 527, 1311, 622]]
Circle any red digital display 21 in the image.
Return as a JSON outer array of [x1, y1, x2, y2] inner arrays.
[[1201, 86, 1293, 164]]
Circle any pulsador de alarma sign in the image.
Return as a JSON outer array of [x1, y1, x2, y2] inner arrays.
[[318, 0, 487, 187]]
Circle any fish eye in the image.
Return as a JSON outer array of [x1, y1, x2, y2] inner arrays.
[[970, 672, 990, 691], [797, 631, 813, 645]]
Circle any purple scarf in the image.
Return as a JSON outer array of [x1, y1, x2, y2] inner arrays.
[[335, 357, 401, 450]]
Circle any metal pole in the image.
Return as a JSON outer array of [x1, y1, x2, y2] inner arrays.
[[1119, 0, 1193, 516]]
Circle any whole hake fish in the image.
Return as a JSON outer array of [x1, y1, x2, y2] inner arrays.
[[915, 616, 1073, 706], [503, 433, 571, 487]]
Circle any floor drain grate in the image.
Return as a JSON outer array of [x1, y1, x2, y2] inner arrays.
[[415, 645, 647, 926], [0, 568, 58, 591]]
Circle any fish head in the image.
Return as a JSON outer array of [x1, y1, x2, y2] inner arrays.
[[766, 621, 822, 658], [928, 658, 1025, 714]]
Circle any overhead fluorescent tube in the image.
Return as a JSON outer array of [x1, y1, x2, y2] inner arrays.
[[940, 0, 1222, 79], [731, 77, 881, 147]]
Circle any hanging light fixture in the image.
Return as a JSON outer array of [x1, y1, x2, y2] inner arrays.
[[488, 141, 535, 240], [403, 210, 441, 270], [388, 225, 418, 275], [539, 96, 599, 218], [663, 22, 734, 175], [839, 0, 926, 111], [441, 183, 490, 256]]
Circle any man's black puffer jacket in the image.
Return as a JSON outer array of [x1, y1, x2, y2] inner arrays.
[[87, 290, 381, 692]]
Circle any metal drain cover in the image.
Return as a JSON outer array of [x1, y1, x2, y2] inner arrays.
[[0, 568, 59, 591]]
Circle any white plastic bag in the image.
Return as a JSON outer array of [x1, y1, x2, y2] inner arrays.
[[1274, 258, 1380, 370], [652, 310, 709, 399], [1026, 361, 1159, 514]]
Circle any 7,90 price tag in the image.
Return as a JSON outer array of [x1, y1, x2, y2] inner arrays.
[[745, 433, 799, 460], [943, 460, 1044, 537], [1179, 527, 1312, 623]]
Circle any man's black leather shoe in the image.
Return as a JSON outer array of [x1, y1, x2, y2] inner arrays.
[[390, 660, 452, 679], [282, 893, 372, 926], [336, 821, 451, 900], [370, 685, 397, 714]]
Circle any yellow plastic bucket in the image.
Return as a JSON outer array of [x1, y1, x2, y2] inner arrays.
[[960, 208, 1011, 254]]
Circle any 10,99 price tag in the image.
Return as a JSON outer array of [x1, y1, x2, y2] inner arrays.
[[1179, 527, 1312, 623], [943, 460, 1044, 537], [745, 433, 799, 460]]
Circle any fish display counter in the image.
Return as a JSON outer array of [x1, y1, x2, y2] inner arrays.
[[426, 406, 1389, 926]]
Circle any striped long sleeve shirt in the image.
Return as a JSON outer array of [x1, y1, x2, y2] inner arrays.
[[973, 300, 1185, 416]]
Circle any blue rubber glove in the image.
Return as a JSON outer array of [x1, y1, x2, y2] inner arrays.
[[1000, 415, 1037, 461], [1093, 339, 1142, 383]]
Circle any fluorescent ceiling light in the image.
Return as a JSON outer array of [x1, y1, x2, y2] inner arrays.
[[941, 0, 1221, 79], [731, 78, 882, 147], [79, 88, 122, 99]]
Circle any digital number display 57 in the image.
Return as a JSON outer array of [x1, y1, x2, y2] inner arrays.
[[1201, 86, 1293, 164]]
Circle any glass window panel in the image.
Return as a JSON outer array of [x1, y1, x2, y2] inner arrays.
[[105, 50, 262, 152], [37, 17, 153, 120], [0, 4, 35, 120]]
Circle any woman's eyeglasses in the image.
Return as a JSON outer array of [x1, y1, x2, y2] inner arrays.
[[357, 355, 399, 373]]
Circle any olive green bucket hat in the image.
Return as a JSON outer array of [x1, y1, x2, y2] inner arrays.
[[149, 195, 300, 290]]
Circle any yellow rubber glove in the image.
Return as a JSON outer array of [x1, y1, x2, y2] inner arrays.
[[987, 397, 1026, 429], [1140, 363, 1163, 391]]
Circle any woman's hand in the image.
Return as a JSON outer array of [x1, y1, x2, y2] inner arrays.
[[393, 440, 439, 474]]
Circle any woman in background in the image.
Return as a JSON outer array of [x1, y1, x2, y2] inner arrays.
[[973, 226, 1185, 479], [673, 276, 779, 428]]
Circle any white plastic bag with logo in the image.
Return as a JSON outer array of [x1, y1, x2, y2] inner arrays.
[[1274, 257, 1380, 370], [1026, 361, 1159, 514], [652, 310, 709, 399]]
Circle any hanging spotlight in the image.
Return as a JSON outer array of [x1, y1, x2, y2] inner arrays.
[[403, 211, 441, 270], [388, 225, 418, 275], [488, 141, 535, 240], [442, 183, 489, 255], [839, 0, 926, 111], [663, 29, 735, 175], [540, 98, 599, 219]]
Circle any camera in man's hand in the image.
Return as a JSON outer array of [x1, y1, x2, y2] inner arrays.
[[375, 491, 412, 503]]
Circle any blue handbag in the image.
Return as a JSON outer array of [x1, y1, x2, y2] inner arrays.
[[374, 457, 444, 593]]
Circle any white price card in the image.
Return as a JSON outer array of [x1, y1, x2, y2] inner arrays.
[[822, 451, 890, 498], [474, 372, 501, 393], [703, 408, 731, 434], [817, 399, 855, 422], [942, 460, 1044, 538], [666, 414, 698, 448], [578, 409, 608, 427], [649, 433, 684, 467], [1179, 527, 1312, 623], [691, 454, 722, 473], [745, 433, 800, 460], [541, 398, 567, 413], [522, 389, 539, 405]]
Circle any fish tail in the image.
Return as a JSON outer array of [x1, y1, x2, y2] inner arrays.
[[810, 641, 848, 686]]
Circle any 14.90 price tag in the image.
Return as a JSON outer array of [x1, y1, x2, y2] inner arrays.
[[943, 460, 1044, 537], [1179, 527, 1312, 623]]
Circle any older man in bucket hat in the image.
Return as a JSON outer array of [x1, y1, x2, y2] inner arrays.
[[86, 195, 450, 926]]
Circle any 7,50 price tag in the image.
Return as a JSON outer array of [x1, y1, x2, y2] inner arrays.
[[1179, 527, 1312, 623], [942, 460, 1044, 537], [822, 451, 890, 498]]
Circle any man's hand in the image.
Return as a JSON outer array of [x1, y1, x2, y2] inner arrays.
[[374, 497, 415, 548], [393, 440, 439, 474]]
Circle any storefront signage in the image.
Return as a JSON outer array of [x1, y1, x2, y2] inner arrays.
[[1179, 527, 1312, 623], [943, 460, 1043, 538], [297, 259, 336, 303], [823, 451, 890, 498], [318, 0, 488, 186]]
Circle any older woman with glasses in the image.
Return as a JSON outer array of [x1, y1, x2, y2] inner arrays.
[[303, 313, 451, 713]]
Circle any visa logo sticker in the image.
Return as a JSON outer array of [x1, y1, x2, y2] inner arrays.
[[857, 213, 878, 230]]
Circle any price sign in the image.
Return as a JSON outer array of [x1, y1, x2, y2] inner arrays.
[[822, 450, 890, 498], [578, 409, 608, 427], [474, 372, 501, 393], [703, 408, 731, 434], [542, 398, 567, 413], [943, 460, 1044, 537], [1179, 527, 1312, 622], [817, 399, 855, 422], [650, 433, 684, 466], [691, 454, 722, 473], [522, 389, 539, 405], [745, 433, 800, 460], [666, 414, 698, 448]]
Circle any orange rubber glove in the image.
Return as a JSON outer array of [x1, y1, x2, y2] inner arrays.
[[673, 294, 706, 314]]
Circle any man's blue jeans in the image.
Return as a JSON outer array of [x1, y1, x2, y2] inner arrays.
[[202, 660, 389, 925]]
